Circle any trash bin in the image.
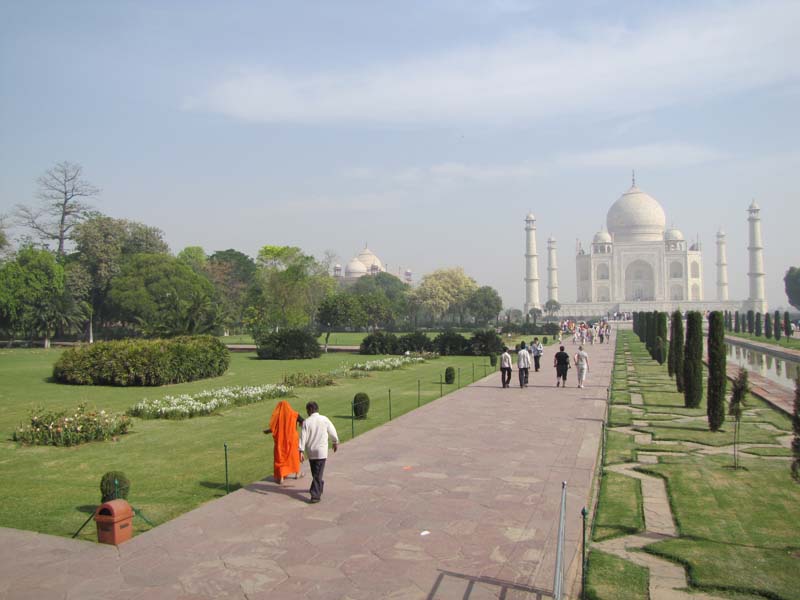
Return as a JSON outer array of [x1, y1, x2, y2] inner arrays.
[[94, 499, 134, 545]]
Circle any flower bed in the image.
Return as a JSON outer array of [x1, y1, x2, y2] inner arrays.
[[128, 384, 293, 419], [283, 372, 335, 387], [13, 404, 132, 446], [348, 356, 426, 372]]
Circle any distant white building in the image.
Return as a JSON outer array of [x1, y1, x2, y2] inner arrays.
[[333, 245, 413, 285], [527, 177, 767, 316]]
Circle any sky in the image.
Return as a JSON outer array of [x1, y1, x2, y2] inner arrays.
[[1, 0, 798, 310]]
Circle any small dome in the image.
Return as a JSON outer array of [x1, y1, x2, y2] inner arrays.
[[664, 228, 684, 241], [525, 212, 536, 221], [593, 229, 612, 244], [749, 199, 760, 210], [345, 258, 367, 277], [356, 247, 383, 272], [607, 184, 666, 242]]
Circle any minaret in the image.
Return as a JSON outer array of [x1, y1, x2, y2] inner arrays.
[[715, 229, 728, 301], [547, 236, 559, 303], [746, 201, 767, 313], [524, 213, 540, 314]]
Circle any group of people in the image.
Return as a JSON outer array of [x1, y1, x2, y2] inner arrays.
[[263, 400, 339, 504], [558, 319, 612, 345], [500, 341, 591, 389]]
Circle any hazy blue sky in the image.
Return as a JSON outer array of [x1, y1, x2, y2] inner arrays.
[[1, 0, 798, 310]]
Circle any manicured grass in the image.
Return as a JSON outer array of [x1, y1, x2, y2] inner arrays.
[[727, 331, 800, 351], [607, 407, 633, 428], [585, 549, 649, 600], [635, 420, 787, 446], [0, 348, 486, 539], [642, 453, 800, 600], [593, 472, 644, 541], [605, 430, 637, 464], [740, 446, 792, 457]]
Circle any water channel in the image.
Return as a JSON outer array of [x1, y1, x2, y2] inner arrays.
[[725, 341, 799, 392]]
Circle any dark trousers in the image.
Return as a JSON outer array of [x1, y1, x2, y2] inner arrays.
[[518, 368, 529, 387], [500, 367, 511, 387], [309, 458, 326, 500], [533, 355, 541, 371]]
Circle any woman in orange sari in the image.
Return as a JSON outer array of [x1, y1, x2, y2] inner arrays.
[[263, 400, 304, 484]]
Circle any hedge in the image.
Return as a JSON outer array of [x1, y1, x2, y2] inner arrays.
[[53, 336, 229, 386], [256, 328, 321, 359]]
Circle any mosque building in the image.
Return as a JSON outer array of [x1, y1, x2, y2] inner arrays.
[[524, 177, 768, 316], [333, 245, 413, 285]]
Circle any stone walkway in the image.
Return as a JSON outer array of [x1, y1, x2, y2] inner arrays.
[[0, 342, 614, 600]]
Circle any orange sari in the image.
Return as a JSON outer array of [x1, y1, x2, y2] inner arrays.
[[269, 400, 301, 480]]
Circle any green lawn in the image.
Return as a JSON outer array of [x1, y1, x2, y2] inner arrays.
[[585, 550, 649, 600], [0, 348, 488, 540], [727, 331, 800, 351], [593, 472, 644, 541]]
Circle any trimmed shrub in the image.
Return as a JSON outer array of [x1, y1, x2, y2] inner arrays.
[[765, 312, 773, 339], [433, 330, 469, 356], [683, 312, 703, 408], [445, 366, 455, 384], [284, 372, 335, 387], [755, 312, 763, 337], [13, 404, 132, 446], [53, 336, 229, 386], [489, 353, 497, 367], [101, 471, 130, 503], [353, 392, 370, 419], [785, 311, 792, 338], [707, 311, 727, 431], [397, 331, 433, 354], [256, 328, 321, 359], [774, 311, 782, 341], [747, 310, 754, 334], [359, 331, 399, 355], [469, 329, 504, 356]]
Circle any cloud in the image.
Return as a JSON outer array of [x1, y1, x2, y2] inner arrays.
[[556, 142, 727, 169], [186, 0, 800, 125]]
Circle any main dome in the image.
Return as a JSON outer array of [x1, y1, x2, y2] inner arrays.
[[606, 185, 666, 242]]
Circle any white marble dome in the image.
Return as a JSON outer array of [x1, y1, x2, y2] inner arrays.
[[664, 227, 684, 241], [606, 184, 666, 242], [593, 228, 612, 244], [356, 247, 383, 272], [345, 258, 367, 277]]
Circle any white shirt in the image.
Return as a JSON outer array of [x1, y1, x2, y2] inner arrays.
[[531, 343, 543, 357], [500, 352, 512, 369], [299, 413, 339, 459], [517, 348, 531, 369]]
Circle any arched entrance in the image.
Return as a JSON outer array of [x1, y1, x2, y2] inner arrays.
[[625, 259, 655, 301]]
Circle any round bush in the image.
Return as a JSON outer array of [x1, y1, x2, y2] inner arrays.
[[100, 471, 130, 503], [353, 392, 370, 419], [445, 366, 455, 384], [433, 330, 469, 356], [397, 331, 433, 353], [489, 353, 497, 367], [53, 336, 229, 386], [469, 329, 504, 356], [255, 329, 321, 359], [359, 331, 399, 355]]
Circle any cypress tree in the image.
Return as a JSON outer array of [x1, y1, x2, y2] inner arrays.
[[755, 312, 763, 337], [647, 311, 657, 358], [775, 310, 782, 342], [684, 311, 703, 408], [673, 311, 685, 393], [633, 312, 639, 339], [765, 312, 773, 339], [734, 311, 740, 333], [747, 310, 754, 334], [729, 368, 748, 469], [668, 311, 677, 378], [785, 311, 792, 338], [792, 376, 800, 482], [707, 311, 727, 431], [657, 311, 668, 365]]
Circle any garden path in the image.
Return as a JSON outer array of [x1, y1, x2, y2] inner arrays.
[[0, 339, 614, 600]]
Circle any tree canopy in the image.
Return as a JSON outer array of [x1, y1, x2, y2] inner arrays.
[[785, 267, 800, 311]]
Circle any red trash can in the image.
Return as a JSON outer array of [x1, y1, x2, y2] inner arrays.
[[94, 499, 134, 545]]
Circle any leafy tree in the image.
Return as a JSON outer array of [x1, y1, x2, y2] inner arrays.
[[350, 272, 410, 329], [729, 368, 748, 469], [316, 292, 364, 350], [357, 291, 393, 330], [0, 216, 9, 252], [468, 286, 503, 325], [684, 311, 703, 408], [669, 310, 685, 392], [784, 267, 800, 311], [177, 246, 207, 274], [774, 310, 782, 341], [413, 267, 477, 325], [207, 249, 257, 335], [544, 299, 561, 319], [528, 307, 543, 326], [15, 161, 100, 255], [755, 312, 763, 337], [707, 311, 726, 431], [109, 254, 219, 337], [765, 312, 773, 339]]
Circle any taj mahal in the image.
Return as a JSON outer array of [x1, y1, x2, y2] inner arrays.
[[524, 177, 768, 317]]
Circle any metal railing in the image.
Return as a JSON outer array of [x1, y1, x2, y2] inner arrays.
[[553, 480, 568, 599]]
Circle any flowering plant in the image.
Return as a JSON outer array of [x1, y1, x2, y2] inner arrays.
[[128, 384, 294, 419], [347, 356, 426, 372], [13, 404, 132, 446]]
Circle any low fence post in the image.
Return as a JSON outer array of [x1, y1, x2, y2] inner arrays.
[[224, 442, 230, 495], [581, 506, 588, 599], [439, 374, 443, 397], [388, 389, 392, 420], [458, 368, 461, 389], [351, 398, 355, 439], [553, 481, 567, 599], [417, 379, 421, 407]]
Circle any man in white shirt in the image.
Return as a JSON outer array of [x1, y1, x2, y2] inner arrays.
[[517, 342, 531, 388], [530, 337, 544, 372], [500, 347, 512, 388], [299, 401, 339, 503], [574, 345, 590, 388]]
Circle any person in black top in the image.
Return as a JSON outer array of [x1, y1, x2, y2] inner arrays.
[[553, 345, 570, 387]]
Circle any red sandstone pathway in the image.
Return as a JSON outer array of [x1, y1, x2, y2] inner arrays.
[[0, 342, 612, 600]]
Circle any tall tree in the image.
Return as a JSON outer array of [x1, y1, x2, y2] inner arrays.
[[177, 246, 208, 274], [646, 311, 657, 357], [734, 311, 740, 333], [785, 267, 800, 311], [774, 310, 782, 342], [765, 312, 773, 339], [785, 311, 793, 338], [468, 286, 503, 325], [656, 311, 668, 365], [707, 311, 727, 431], [316, 292, 365, 351], [747, 310, 754, 334], [729, 368, 748, 469], [684, 311, 703, 408], [15, 161, 100, 255], [670, 310, 685, 392], [755, 312, 763, 337], [544, 299, 561, 319], [207, 249, 257, 335], [350, 272, 410, 329]]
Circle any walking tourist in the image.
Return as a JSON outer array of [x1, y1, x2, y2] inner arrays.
[[263, 400, 304, 484], [554, 345, 571, 387], [500, 347, 512, 388], [299, 401, 339, 503], [530, 337, 544, 372], [574, 345, 590, 388], [517, 342, 531, 388]]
